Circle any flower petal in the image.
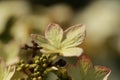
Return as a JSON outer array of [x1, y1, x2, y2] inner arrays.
[[31, 34, 55, 50], [62, 24, 86, 48], [61, 47, 83, 57], [66, 54, 93, 80], [40, 49, 59, 54], [0, 58, 5, 79], [31, 34, 47, 44], [66, 54, 111, 80], [3, 66, 15, 80], [45, 23, 63, 48], [94, 66, 111, 80]]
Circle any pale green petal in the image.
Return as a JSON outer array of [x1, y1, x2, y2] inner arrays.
[[0, 59, 15, 80], [31, 34, 55, 50], [62, 24, 85, 48], [41, 44, 56, 51], [45, 23, 63, 48], [0, 59, 5, 79], [31, 34, 47, 44], [3, 66, 15, 80], [61, 47, 83, 57], [40, 49, 59, 54], [4, 41, 19, 65]]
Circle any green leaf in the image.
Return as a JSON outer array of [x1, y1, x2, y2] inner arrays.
[[66, 54, 111, 80]]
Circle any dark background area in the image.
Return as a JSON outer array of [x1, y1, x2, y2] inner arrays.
[[30, 0, 92, 11]]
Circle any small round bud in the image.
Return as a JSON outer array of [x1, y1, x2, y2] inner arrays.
[[36, 71, 40, 75], [16, 67, 22, 71], [42, 59, 47, 63], [29, 64, 37, 68], [25, 64, 29, 68], [33, 73, 38, 77], [35, 60, 39, 64], [34, 68, 38, 72], [43, 70, 47, 75], [32, 77, 37, 80], [20, 64, 25, 68], [37, 76, 42, 80], [34, 56, 39, 60], [42, 63, 47, 68], [39, 57, 42, 61], [20, 60, 24, 63]]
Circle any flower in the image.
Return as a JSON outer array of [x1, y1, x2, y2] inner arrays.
[[66, 54, 111, 80], [0, 58, 15, 80], [31, 23, 86, 57]]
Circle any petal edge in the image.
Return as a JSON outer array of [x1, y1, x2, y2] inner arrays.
[[61, 47, 83, 57]]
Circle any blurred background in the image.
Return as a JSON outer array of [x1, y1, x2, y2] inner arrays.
[[0, 0, 120, 80]]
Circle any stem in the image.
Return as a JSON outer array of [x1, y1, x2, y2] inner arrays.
[[23, 69, 31, 76]]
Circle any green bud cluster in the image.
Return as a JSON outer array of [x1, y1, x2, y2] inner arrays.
[[16, 54, 71, 80], [16, 55, 52, 80], [16, 41, 72, 80]]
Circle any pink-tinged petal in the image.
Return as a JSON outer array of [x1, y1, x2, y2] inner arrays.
[[66, 54, 93, 80], [103, 71, 111, 80], [61, 47, 83, 57], [76, 54, 93, 76], [77, 54, 93, 68], [94, 66, 111, 80], [62, 24, 86, 48], [45, 23, 63, 48], [66, 54, 111, 80]]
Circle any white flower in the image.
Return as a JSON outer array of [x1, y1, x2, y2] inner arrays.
[[31, 23, 86, 57], [0, 59, 15, 80]]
